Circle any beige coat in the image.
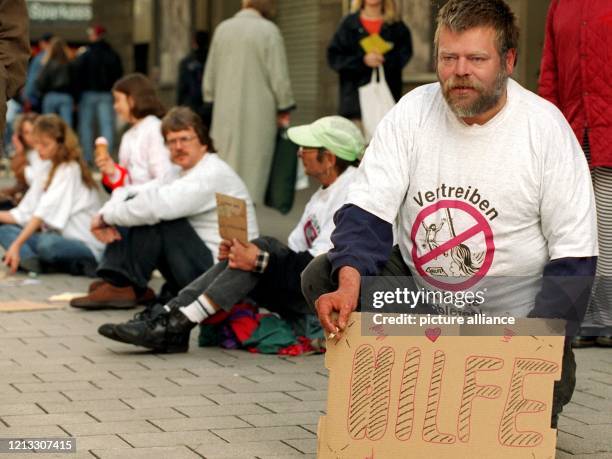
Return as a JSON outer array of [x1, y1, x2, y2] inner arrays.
[[0, 0, 30, 141], [203, 8, 295, 204]]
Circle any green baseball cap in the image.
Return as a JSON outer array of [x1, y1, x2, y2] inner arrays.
[[287, 116, 366, 161]]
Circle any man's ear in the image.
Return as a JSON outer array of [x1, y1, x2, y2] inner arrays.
[[505, 48, 517, 75]]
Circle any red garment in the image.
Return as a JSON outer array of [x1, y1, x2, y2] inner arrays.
[[101, 163, 129, 190], [360, 16, 383, 35], [538, 0, 612, 167]]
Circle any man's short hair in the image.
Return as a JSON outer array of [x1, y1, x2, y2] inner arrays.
[[434, 0, 519, 60], [161, 107, 214, 151]]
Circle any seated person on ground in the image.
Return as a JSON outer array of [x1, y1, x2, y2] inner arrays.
[[0, 113, 51, 210], [94, 73, 173, 192], [70, 107, 258, 310], [98, 115, 366, 353], [0, 114, 104, 276]]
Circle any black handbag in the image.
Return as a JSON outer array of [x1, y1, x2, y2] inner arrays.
[[264, 127, 299, 214]]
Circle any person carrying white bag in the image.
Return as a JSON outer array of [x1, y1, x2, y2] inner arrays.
[[359, 65, 396, 141]]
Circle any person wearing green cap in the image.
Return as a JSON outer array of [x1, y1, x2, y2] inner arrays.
[[97, 116, 365, 353]]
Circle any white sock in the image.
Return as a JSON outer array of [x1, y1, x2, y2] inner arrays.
[[179, 294, 216, 323]]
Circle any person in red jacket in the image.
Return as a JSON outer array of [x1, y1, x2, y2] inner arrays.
[[538, 0, 612, 348]]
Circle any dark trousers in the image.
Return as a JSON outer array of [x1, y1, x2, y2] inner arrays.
[[301, 246, 576, 428], [97, 218, 213, 296], [168, 236, 311, 321]]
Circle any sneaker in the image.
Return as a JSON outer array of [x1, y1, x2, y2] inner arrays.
[[98, 303, 167, 341], [70, 282, 138, 310], [114, 307, 197, 353], [571, 336, 597, 348]]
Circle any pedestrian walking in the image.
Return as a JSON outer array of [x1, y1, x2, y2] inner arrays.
[[203, 0, 295, 204]]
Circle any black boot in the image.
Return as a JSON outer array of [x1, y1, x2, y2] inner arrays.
[[113, 307, 197, 353], [98, 304, 167, 341]]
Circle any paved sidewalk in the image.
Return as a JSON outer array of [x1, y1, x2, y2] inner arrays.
[[0, 271, 609, 458]]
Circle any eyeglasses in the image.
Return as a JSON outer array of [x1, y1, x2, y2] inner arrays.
[[297, 146, 325, 158], [166, 135, 197, 147]]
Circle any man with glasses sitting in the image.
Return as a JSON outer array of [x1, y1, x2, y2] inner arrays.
[[96, 116, 365, 353], [71, 107, 258, 310]]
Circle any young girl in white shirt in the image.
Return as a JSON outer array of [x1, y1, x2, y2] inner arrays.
[[95, 73, 173, 191], [0, 114, 104, 275]]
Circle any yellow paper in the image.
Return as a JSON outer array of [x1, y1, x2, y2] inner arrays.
[[360, 34, 394, 55], [319, 312, 563, 458]]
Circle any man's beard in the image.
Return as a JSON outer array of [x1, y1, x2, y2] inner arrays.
[[440, 69, 508, 119]]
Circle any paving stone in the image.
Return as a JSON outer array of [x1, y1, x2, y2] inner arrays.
[[61, 420, 163, 436], [220, 381, 311, 393], [285, 391, 327, 401], [121, 430, 225, 448], [38, 399, 129, 414], [283, 438, 317, 454], [212, 426, 315, 443], [109, 369, 199, 380], [206, 392, 297, 405], [176, 404, 270, 418], [62, 388, 152, 401], [150, 415, 250, 432], [91, 446, 200, 458], [239, 412, 321, 427], [75, 434, 132, 450], [131, 383, 231, 397], [34, 371, 120, 382], [193, 440, 304, 458], [88, 407, 186, 422], [258, 401, 327, 414], [0, 392, 69, 404], [122, 395, 216, 409], [0, 425, 67, 437], [13, 381, 96, 393], [0, 403, 45, 416], [2, 412, 96, 427]]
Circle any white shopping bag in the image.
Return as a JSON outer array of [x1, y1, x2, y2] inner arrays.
[[358, 66, 396, 141]]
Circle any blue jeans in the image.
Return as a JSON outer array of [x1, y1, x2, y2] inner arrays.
[[0, 224, 97, 275], [78, 91, 115, 164], [42, 92, 74, 127]]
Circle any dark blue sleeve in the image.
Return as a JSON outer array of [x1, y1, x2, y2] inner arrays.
[[528, 256, 597, 335], [327, 204, 394, 277]]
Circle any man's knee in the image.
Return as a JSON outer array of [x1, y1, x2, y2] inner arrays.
[[301, 254, 334, 311]]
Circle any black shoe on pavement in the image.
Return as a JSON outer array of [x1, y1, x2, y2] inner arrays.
[[98, 304, 168, 342], [113, 307, 197, 353], [595, 335, 612, 347], [571, 336, 597, 348]]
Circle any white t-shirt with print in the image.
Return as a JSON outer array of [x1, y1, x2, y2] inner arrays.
[[32, 162, 104, 260], [288, 166, 357, 257], [101, 153, 259, 257], [117, 115, 174, 185], [348, 79, 598, 316]]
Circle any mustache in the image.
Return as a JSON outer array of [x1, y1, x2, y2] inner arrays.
[[444, 77, 484, 91]]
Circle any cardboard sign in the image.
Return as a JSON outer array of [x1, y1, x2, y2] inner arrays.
[[216, 193, 248, 244], [319, 313, 563, 458]]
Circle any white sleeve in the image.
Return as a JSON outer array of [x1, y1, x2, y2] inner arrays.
[[540, 113, 598, 260], [145, 125, 172, 180], [9, 175, 46, 226], [348, 105, 413, 223], [102, 175, 216, 227], [33, 166, 75, 231]]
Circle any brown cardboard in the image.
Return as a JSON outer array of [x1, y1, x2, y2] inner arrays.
[[0, 301, 63, 312], [216, 193, 248, 244], [319, 312, 563, 458]]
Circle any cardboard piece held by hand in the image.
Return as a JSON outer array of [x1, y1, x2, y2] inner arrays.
[[216, 193, 248, 244]]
